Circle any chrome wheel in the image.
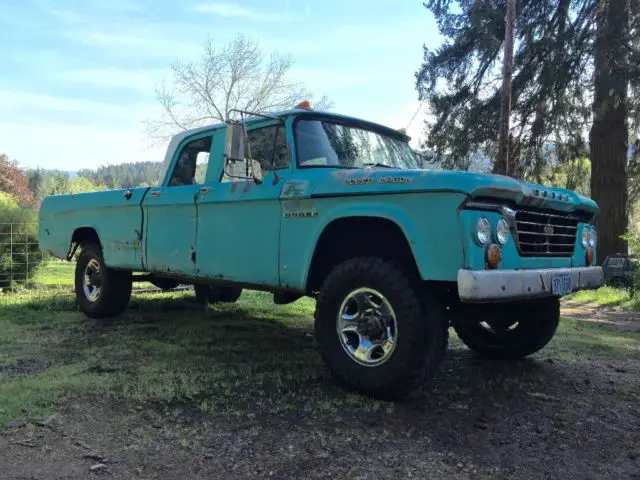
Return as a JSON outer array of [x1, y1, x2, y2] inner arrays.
[[337, 287, 397, 366], [83, 258, 102, 302]]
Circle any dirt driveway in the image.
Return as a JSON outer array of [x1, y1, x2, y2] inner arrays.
[[0, 293, 639, 479]]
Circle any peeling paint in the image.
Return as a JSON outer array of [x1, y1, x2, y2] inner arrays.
[[281, 180, 309, 198]]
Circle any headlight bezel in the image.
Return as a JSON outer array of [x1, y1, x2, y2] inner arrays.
[[582, 225, 597, 248], [581, 228, 590, 248], [589, 227, 597, 248], [496, 218, 510, 245], [476, 217, 492, 245]]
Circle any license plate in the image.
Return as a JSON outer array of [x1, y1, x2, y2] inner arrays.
[[552, 272, 573, 296]]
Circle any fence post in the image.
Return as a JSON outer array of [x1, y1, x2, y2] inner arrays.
[[25, 227, 29, 288], [9, 222, 13, 293]]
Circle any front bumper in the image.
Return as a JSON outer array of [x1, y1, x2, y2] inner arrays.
[[457, 267, 603, 302]]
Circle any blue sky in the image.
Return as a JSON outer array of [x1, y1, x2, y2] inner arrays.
[[0, 0, 440, 170]]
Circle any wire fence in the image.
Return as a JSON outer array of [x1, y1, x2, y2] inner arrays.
[[0, 222, 44, 293], [0, 222, 193, 296]]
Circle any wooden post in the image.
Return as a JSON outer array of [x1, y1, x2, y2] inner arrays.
[[496, 0, 516, 176]]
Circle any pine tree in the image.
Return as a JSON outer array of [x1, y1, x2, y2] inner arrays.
[[416, 0, 640, 261]]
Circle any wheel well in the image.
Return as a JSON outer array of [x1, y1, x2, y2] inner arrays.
[[306, 217, 418, 294], [71, 227, 101, 248]]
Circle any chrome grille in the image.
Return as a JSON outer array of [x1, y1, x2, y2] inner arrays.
[[515, 209, 578, 257]]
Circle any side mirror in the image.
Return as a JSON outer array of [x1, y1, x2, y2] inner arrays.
[[224, 122, 247, 162], [223, 122, 264, 184]]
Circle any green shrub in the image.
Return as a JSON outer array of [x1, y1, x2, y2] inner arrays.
[[0, 193, 41, 289]]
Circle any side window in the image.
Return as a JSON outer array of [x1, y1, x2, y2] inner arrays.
[[221, 125, 288, 183], [606, 257, 624, 268], [248, 125, 288, 170], [272, 127, 289, 169], [168, 136, 212, 187]]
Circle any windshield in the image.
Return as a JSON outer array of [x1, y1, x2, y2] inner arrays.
[[295, 119, 422, 169]]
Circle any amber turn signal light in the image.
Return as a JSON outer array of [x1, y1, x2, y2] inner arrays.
[[486, 243, 501, 269], [586, 247, 594, 266]]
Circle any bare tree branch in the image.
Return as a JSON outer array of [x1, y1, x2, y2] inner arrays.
[[145, 34, 331, 140]]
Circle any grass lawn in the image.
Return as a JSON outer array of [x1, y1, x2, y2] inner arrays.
[[0, 284, 638, 428], [1, 263, 639, 478], [566, 285, 640, 310], [31, 261, 75, 287]]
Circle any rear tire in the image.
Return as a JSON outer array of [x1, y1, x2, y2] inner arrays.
[[194, 284, 242, 304], [452, 298, 560, 360], [314, 257, 448, 400], [74, 243, 132, 319]]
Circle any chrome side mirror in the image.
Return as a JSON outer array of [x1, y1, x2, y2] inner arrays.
[[224, 122, 247, 162], [223, 122, 264, 184]]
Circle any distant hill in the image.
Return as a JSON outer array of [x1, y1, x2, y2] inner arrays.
[[77, 161, 163, 189]]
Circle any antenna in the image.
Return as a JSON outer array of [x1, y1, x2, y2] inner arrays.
[[406, 99, 426, 131]]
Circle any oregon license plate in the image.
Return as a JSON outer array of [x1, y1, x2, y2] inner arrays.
[[552, 272, 573, 296]]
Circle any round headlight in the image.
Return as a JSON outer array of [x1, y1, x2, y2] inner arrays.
[[589, 227, 597, 248], [476, 217, 491, 245], [496, 218, 510, 245], [581, 227, 590, 248]]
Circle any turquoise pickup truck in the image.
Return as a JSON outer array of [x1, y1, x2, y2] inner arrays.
[[39, 103, 603, 399]]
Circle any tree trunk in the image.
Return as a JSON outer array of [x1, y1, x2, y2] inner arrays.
[[589, 0, 629, 263], [495, 0, 516, 176]]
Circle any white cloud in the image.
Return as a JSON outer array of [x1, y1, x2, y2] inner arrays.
[[64, 27, 200, 60], [0, 88, 165, 169], [55, 68, 169, 95], [289, 67, 374, 91], [32, 1, 201, 60], [262, 18, 433, 57], [191, 2, 293, 22], [0, 89, 156, 122], [0, 121, 167, 170]]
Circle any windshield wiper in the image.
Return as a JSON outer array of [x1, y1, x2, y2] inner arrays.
[[362, 162, 394, 169]]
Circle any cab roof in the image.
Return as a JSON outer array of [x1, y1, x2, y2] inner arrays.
[[167, 108, 411, 147]]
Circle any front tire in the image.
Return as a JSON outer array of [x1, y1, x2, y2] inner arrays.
[[74, 243, 132, 319], [314, 257, 448, 400], [452, 298, 560, 360]]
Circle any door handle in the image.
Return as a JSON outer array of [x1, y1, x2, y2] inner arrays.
[[151, 191, 161, 197], [197, 187, 213, 199], [124, 189, 132, 200]]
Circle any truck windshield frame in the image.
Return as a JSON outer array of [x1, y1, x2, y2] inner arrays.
[[293, 117, 421, 170]]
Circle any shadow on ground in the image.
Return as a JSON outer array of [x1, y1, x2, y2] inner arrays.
[[1, 292, 639, 479]]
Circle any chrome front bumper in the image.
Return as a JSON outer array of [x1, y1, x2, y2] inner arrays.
[[457, 267, 603, 302]]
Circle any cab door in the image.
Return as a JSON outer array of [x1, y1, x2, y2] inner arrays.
[[142, 132, 213, 278], [195, 121, 290, 287]]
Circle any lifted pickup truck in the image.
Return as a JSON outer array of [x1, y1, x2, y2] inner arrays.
[[39, 103, 603, 399]]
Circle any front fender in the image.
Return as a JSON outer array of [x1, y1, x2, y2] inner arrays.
[[279, 192, 467, 290]]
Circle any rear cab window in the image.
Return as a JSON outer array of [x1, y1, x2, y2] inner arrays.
[[168, 136, 213, 187]]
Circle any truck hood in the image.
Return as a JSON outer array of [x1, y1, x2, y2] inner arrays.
[[313, 168, 598, 216]]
